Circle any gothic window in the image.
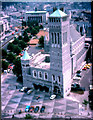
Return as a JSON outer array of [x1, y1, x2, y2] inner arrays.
[[44, 72, 48, 80], [55, 33, 57, 44], [33, 70, 37, 78], [52, 74, 55, 81], [57, 33, 59, 44], [52, 18, 53, 22], [38, 71, 42, 78], [59, 19, 60, 22], [50, 18, 51, 22], [54, 18, 55, 22], [63, 32, 67, 44], [51, 33, 54, 43], [58, 76, 60, 82]]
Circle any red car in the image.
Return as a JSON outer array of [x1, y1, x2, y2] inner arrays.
[[82, 67, 87, 70], [29, 106, 34, 112]]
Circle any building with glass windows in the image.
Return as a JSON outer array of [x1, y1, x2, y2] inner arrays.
[[25, 10, 49, 24], [21, 9, 87, 97]]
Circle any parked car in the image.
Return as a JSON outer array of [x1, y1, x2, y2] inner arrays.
[[20, 87, 27, 92], [73, 76, 81, 80], [82, 67, 87, 70], [50, 95, 56, 100], [40, 106, 45, 113], [25, 105, 30, 112], [34, 106, 39, 113], [27, 89, 33, 95], [29, 106, 34, 112], [24, 88, 31, 93], [71, 83, 85, 91]]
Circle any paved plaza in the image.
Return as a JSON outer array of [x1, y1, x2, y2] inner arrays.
[[1, 73, 93, 119]]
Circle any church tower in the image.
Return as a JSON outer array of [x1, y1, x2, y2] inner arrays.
[[49, 9, 72, 97]]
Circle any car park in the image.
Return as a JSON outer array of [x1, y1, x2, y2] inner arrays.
[[27, 89, 33, 95], [25, 105, 30, 112], [40, 106, 45, 113], [20, 87, 27, 92], [34, 106, 39, 113], [50, 95, 56, 100], [29, 106, 34, 112]]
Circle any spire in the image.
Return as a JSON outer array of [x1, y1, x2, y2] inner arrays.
[[49, 9, 67, 18], [21, 50, 30, 60]]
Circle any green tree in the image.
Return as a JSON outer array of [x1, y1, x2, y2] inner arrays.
[[18, 35, 23, 40], [24, 114, 34, 119], [23, 34, 30, 42], [2, 60, 9, 71], [31, 28, 38, 36], [82, 99, 89, 110], [18, 40, 27, 49], [38, 36, 44, 47], [23, 30, 28, 36], [13, 57, 22, 78], [22, 20, 26, 27], [13, 38, 19, 45], [2, 49, 7, 59], [7, 43, 14, 52], [13, 46, 21, 55], [39, 25, 43, 29], [6, 52, 16, 63]]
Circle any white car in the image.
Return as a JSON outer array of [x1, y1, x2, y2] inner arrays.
[[73, 76, 81, 80], [20, 87, 27, 92], [27, 89, 33, 95], [50, 95, 56, 100]]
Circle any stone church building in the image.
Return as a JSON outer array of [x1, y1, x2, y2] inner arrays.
[[21, 9, 87, 97]]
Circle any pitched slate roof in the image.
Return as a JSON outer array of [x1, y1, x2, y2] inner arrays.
[[50, 9, 67, 18], [70, 25, 81, 43], [22, 50, 30, 60]]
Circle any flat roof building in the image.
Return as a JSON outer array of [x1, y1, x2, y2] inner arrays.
[[25, 10, 49, 24]]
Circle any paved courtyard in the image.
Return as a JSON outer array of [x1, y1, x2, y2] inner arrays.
[[1, 72, 93, 119]]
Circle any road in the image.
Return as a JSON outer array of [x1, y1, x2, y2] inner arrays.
[[80, 67, 92, 91]]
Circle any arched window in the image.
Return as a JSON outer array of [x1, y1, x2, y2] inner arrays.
[[55, 33, 56, 44], [51, 33, 54, 43], [38, 71, 42, 78], [58, 76, 60, 82], [33, 70, 37, 78], [52, 74, 55, 81], [44, 72, 48, 80], [57, 33, 59, 44]]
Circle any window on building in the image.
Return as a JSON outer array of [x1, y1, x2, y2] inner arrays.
[[39, 71, 42, 78], [33, 70, 37, 77], [51, 33, 54, 43], [22, 64, 25, 67], [54, 18, 55, 22], [58, 76, 60, 82], [45, 73, 48, 80], [59, 19, 60, 22], [55, 33, 56, 44], [52, 18, 53, 22], [57, 33, 59, 44], [50, 18, 51, 22], [52, 75, 55, 81], [26, 64, 29, 67], [63, 32, 67, 44]]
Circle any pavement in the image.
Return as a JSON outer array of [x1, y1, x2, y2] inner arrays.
[[1, 67, 93, 119]]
